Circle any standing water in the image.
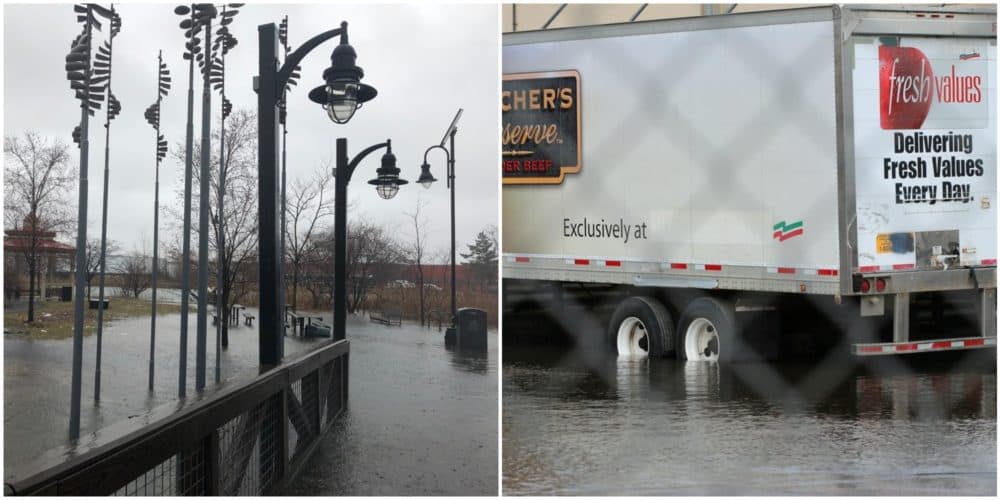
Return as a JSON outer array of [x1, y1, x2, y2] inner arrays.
[[279, 318, 498, 495], [503, 342, 996, 496]]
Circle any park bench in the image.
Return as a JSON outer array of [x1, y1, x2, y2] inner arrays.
[[286, 310, 301, 335], [244, 314, 255, 326], [369, 308, 402, 327], [88, 299, 110, 310]]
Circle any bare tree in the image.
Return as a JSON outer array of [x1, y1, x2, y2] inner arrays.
[[116, 248, 151, 298], [169, 109, 258, 347], [405, 197, 430, 325], [4, 132, 75, 322], [306, 218, 403, 314], [284, 165, 334, 310], [84, 237, 120, 301]]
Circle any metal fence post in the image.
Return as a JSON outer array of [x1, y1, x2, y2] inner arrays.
[[205, 431, 220, 496], [303, 371, 320, 437]]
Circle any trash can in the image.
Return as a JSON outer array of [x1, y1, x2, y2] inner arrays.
[[61, 286, 73, 302], [455, 307, 487, 352]]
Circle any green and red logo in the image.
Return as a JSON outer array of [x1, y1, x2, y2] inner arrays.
[[773, 220, 803, 242]]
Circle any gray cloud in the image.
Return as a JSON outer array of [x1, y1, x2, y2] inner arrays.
[[4, 3, 499, 259]]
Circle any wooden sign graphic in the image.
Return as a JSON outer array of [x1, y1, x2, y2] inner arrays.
[[502, 70, 581, 184]]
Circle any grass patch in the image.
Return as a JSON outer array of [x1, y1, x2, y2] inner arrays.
[[3, 297, 182, 340]]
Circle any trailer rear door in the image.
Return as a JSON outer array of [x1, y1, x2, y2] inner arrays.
[[845, 9, 996, 279]]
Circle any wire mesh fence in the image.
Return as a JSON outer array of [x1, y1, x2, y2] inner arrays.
[[9, 340, 349, 496], [501, 5, 995, 494]]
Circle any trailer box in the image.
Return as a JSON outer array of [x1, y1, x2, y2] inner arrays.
[[502, 5, 997, 359]]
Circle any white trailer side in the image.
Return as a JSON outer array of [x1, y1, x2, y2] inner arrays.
[[502, 5, 997, 359]]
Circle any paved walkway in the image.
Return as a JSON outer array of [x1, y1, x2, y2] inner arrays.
[[279, 316, 498, 496]]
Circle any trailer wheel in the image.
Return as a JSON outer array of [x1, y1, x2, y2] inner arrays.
[[676, 297, 736, 362], [608, 296, 674, 357]]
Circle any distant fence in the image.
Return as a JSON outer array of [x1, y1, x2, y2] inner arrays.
[[6, 340, 349, 496]]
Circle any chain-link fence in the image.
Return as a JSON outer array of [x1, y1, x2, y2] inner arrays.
[[501, 5, 996, 494], [7, 340, 349, 496]]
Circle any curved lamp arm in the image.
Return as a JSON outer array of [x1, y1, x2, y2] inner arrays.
[[423, 144, 452, 187], [275, 21, 347, 92], [343, 140, 389, 183]]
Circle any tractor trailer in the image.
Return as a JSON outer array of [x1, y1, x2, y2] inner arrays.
[[501, 5, 997, 360]]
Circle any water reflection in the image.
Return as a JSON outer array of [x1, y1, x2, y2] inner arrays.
[[503, 344, 996, 495]]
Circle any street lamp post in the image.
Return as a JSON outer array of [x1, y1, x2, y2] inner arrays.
[[256, 20, 377, 367], [331, 138, 406, 340], [417, 109, 463, 324]]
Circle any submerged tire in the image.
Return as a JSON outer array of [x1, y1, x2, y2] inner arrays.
[[676, 297, 737, 362], [607, 296, 674, 357]]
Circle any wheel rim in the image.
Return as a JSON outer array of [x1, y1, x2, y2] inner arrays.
[[684, 318, 719, 361], [616, 316, 649, 356]]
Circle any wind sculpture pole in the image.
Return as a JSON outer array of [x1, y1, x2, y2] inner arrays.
[[93, 4, 122, 402], [278, 16, 302, 317], [210, 3, 241, 383], [173, 3, 200, 399], [145, 52, 171, 391], [66, 2, 115, 439], [193, 3, 220, 392]]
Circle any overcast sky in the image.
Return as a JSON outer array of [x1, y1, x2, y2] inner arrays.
[[4, 3, 499, 261]]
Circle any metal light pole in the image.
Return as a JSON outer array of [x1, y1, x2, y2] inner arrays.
[[417, 109, 463, 323], [145, 52, 171, 391], [333, 139, 405, 340], [93, 5, 122, 402], [256, 20, 376, 366], [173, 3, 201, 399], [66, 2, 114, 440]]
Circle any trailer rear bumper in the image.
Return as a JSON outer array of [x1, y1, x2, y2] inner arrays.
[[853, 336, 996, 356]]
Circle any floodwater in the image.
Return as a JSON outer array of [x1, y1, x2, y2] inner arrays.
[[279, 319, 498, 496], [3, 307, 322, 477], [503, 343, 996, 496]]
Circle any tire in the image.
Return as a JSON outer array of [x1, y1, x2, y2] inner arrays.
[[607, 296, 674, 357], [676, 297, 737, 362]]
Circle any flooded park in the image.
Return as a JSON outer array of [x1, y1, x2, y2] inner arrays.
[[5, 306, 498, 495]]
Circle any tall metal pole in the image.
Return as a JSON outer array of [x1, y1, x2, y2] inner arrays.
[[179, 5, 196, 400], [257, 20, 351, 364], [280, 15, 290, 323], [69, 5, 95, 440], [94, 5, 120, 402], [449, 128, 457, 321], [333, 139, 348, 341], [149, 53, 165, 392], [215, 3, 238, 382], [257, 23, 283, 368], [216, 104, 224, 383], [333, 139, 392, 341], [196, 11, 214, 392]]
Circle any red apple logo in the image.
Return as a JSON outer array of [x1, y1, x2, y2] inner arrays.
[[879, 45, 933, 129]]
